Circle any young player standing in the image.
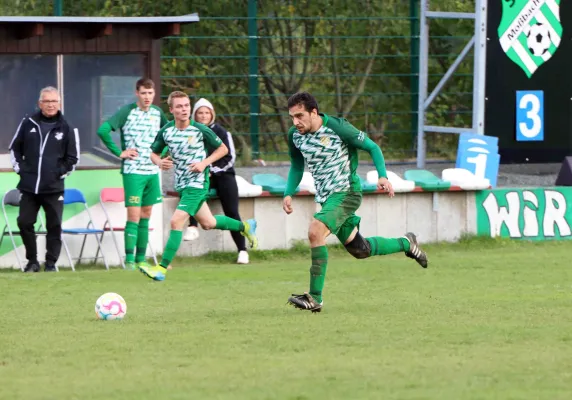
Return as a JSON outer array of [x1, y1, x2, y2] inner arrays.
[[284, 92, 428, 313], [139, 91, 257, 281], [97, 78, 169, 269]]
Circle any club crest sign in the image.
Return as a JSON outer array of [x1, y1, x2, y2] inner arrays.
[[498, 0, 562, 78]]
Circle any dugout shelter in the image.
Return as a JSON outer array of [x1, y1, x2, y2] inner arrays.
[[0, 14, 199, 169]]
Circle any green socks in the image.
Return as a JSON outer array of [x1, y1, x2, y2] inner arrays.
[[214, 215, 244, 232], [135, 218, 150, 263], [124, 221, 138, 263], [309, 246, 328, 303], [366, 236, 410, 256], [160, 230, 183, 268]]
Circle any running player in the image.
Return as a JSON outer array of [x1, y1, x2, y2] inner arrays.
[[284, 92, 428, 313], [139, 91, 257, 281]]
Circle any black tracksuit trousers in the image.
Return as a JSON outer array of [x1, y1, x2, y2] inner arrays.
[[17, 191, 64, 265]]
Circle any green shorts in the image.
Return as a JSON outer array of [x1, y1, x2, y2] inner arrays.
[[314, 191, 362, 243], [122, 173, 162, 208], [176, 188, 209, 217]]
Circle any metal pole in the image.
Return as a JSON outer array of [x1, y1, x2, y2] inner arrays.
[[247, 0, 260, 158], [54, 0, 63, 16], [416, 0, 429, 168], [472, 0, 488, 134], [424, 36, 475, 109], [410, 0, 420, 154]]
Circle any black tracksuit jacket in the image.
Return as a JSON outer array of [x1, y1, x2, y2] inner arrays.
[[9, 111, 79, 194]]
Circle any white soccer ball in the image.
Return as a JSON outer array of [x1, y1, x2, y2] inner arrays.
[[527, 23, 551, 56], [95, 292, 127, 320]]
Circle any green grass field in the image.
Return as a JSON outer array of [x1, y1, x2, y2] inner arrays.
[[2, 238, 572, 400]]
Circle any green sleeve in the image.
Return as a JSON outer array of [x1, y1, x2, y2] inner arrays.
[[151, 125, 168, 155], [107, 104, 133, 131], [96, 122, 122, 157], [335, 119, 387, 179], [284, 127, 305, 197], [96, 104, 134, 157], [196, 122, 223, 151]]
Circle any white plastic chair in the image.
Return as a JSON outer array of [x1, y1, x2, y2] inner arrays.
[[366, 170, 415, 193], [299, 172, 317, 194], [441, 168, 490, 190], [235, 175, 263, 197]]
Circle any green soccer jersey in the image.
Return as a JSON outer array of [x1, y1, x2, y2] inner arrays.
[[286, 113, 387, 203], [151, 120, 222, 191], [99, 103, 169, 175]]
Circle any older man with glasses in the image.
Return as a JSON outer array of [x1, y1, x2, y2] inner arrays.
[[8, 86, 80, 272]]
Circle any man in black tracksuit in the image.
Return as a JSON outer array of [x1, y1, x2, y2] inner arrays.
[[9, 87, 79, 272], [185, 98, 249, 264]]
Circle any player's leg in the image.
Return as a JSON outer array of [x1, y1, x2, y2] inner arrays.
[[135, 205, 153, 265], [139, 208, 187, 281], [340, 224, 428, 268], [215, 173, 248, 263], [136, 174, 162, 267], [287, 218, 329, 313], [288, 192, 360, 313], [194, 193, 258, 249], [122, 174, 145, 268], [184, 179, 203, 242]]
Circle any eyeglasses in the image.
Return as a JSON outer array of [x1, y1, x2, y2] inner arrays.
[[41, 100, 60, 104]]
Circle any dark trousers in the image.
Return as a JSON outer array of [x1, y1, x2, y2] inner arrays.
[[17, 191, 64, 264], [190, 172, 246, 252]]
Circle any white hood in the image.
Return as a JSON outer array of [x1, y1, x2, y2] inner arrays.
[[192, 98, 216, 125]]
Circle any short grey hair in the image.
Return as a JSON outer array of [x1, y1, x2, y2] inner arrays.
[[39, 86, 60, 102]]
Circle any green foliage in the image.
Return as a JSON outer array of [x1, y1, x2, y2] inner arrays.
[[1, 0, 477, 160]]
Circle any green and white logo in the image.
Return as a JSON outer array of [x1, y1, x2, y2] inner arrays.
[[498, 0, 562, 78]]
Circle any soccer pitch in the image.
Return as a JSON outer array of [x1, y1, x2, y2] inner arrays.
[[2, 238, 572, 400]]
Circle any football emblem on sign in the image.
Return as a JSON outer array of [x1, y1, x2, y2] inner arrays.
[[498, 0, 562, 78]]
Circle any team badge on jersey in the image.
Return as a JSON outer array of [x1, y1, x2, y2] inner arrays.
[[319, 136, 330, 146], [188, 135, 197, 145]]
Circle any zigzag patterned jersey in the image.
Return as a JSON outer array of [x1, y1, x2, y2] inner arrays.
[[151, 120, 222, 191]]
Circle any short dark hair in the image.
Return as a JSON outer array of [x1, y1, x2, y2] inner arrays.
[[136, 78, 155, 91], [287, 91, 319, 113]]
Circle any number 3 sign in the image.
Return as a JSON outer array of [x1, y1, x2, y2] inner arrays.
[[516, 90, 544, 142]]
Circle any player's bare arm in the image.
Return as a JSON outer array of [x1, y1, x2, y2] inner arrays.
[[283, 196, 293, 214], [151, 152, 173, 170], [378, 177, 394, 197], [189, 143, 228, 172]]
